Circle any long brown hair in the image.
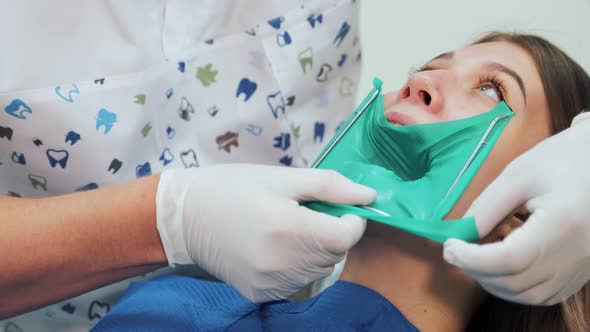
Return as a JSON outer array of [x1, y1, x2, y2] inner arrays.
[[465, 32, 590, 332]]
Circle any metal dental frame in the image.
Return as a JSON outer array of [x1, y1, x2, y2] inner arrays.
[[311, 87, 510, 219]]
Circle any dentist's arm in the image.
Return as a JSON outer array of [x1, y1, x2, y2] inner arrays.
[[0, 164, 375, 318], [443, 113, 590, 305], [0, 175, 166, 318]]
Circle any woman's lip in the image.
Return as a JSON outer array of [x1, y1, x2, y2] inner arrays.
[[385, 111, 418, 126]]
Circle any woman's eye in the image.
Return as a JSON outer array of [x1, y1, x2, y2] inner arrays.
[[480, 83, 502, 102]]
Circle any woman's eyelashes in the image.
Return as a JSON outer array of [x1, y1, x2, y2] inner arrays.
[[407, 65, 507, 104], [408, 65, 434, 76], [407, 66, 421, 77], [477, 74, 506, 103]]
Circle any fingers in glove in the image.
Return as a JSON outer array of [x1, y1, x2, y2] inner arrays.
[[443, 226, 538, 277], [289, 169, 377, 206], [543, 273, 588, 305], [481, 277, 559, 305], [464, 159, 534, 237], [470, 267, 550, 300], [301, 207, 367, 257]]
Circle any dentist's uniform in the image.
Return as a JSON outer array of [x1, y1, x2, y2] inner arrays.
[[0, 1, 361, 330]]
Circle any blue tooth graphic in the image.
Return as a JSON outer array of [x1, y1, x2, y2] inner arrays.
[[43, 309, 56, 318], [245, 123, 263, 136], [159, 148, 174, 166], [55, 83, 80, 102], [307, 14, 323, 28], [297, 48, 313, 74], [178, 61, 186, 73], [46, 149, 69, 169], [316, 63, 332, 82], [166, 126, 175, 139], [33, 138, 43, 146], [236, 78, 258, 102], [28, 173, 47, 191], [4, 99, 32, 119], [333, 21, 351, 47], [276, 31, 292, 47], [0, 125, 13, 140], [4, 322, 23, 332], [96, 108, 117, 134], [165, 88, 174, 99], [267, 16, 284, 29], [65, 130, 81, 145], [273, 133, 291, 151], [180, 149, 199, 168], [279, 155, 293, 166], [337, 53, 348, 67], [178, 97, 195, 121], [266, 91, 286, 119], [11, 152, 25, 165], [108, 158, 122, 174], [314, 122, 326, 143], [61, 303, 76, 314], [136, 162, 152, 178], [88, 300, 110, 321], [76, 183, 98, 191]]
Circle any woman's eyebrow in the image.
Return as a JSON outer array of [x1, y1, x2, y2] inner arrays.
[[419, 51, 454, 70], [483, 61, 527, 103], [432, 51, 454, 62]]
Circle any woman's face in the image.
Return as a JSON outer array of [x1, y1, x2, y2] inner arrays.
[[383, 41, 553, 219]]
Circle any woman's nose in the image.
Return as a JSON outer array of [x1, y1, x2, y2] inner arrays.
[[398, 73, 444, 114]]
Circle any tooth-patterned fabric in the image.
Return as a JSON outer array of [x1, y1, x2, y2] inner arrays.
[[0, 0, 360, 331]]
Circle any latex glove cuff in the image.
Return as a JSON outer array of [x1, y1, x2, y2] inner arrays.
[[156, 169, 192, 266]]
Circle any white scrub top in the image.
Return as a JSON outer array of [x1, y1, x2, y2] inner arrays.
[[0, 0, 361, 330]]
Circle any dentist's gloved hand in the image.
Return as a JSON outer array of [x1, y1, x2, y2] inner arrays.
[[156, 164, 376, 303], [443, 113, 590, 305]]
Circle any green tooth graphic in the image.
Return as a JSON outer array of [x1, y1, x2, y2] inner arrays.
[[134, 94, 146, 105], [196, 64, 218, 87], [141, 122, 152, 137], [339, 76, 354, 96], [290, 123, 301, 140], [298, 48, 313, 74]]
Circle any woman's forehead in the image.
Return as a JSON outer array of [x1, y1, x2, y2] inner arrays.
[[448, 42, 534, 69]]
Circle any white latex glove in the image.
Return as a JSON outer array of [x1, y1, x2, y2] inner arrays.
[[156, 164, 376, 303], [443, 113, 590, 305]]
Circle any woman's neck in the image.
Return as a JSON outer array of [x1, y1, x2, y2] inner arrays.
[[339, 222, 485, 332]]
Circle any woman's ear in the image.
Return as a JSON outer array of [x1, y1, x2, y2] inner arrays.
[[479, 207, 530, 244]]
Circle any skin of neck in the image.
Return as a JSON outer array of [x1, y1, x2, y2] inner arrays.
[[339, 221, 486, 332]]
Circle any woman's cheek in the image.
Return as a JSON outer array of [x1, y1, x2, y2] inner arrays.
[[444, 122, 524, 220]]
